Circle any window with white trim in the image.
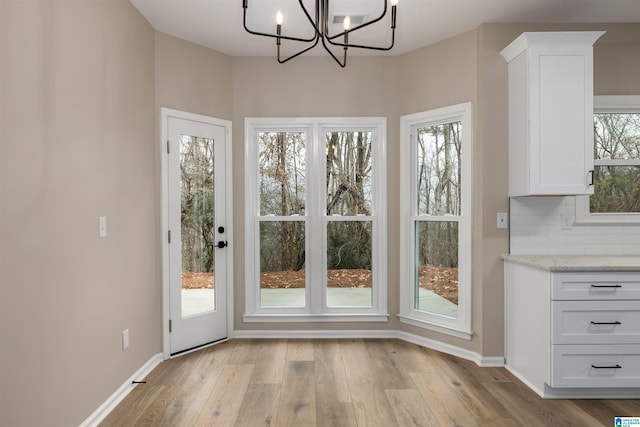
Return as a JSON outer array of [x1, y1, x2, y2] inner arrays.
[[399, 103, 473, 339], [244, 118, 387, 322], [576, 96, 640, 223]]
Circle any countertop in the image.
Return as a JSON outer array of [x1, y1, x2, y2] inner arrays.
[[501, 254, 640, 271]]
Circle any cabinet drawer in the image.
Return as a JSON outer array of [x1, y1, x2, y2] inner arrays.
[[552, 272, 640, 300], [551, 344, 640, 388], [552, 301, 640, 344]]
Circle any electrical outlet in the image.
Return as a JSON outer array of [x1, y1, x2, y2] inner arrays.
[[122, 329, 129, 350], [497, 212, 508, 229]]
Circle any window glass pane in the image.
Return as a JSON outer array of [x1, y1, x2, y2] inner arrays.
[[260, 221, 305, 307], [326, 131, 372, 215], [594, 113, 640, 160], [592, 113, 640, 213], [180, 135, 215, 316], [590, 165, 640, 213], [415, 221, 458, 318], [259, 131, 306, 215], [416, 122, 462, 216], [326, 221, 372, 307]]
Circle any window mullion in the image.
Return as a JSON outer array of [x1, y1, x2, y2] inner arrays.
[[308, 123, 323, 314]]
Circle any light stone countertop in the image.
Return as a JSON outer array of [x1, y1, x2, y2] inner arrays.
[[501, 254, 640, 271]]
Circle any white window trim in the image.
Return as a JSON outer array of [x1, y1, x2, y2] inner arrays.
[[244, 117, 388, 322], [576, 95, 640, 224], [398, 103, 473, 340]]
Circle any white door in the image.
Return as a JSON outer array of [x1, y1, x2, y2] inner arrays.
[[162, 109, 231, 356]]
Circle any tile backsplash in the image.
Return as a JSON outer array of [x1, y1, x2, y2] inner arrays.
[[509, 196, 640, 255]]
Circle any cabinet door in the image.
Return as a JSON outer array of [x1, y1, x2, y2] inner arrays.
[[502, 32, 604, 196], [530, 52, 594, 195]]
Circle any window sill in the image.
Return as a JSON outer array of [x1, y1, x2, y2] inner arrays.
[[243, 313, 390, 323], [397, 314, 473, 340]]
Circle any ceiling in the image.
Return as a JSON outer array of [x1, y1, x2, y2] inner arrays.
[[129, 0, 640, 57]]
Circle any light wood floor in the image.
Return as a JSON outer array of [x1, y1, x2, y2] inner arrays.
[[100, 339, 639, 426]]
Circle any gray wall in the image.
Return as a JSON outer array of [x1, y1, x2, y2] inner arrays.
[[0, 1, 158, 425]]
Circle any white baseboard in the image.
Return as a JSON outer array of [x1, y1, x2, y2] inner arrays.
[[80, 353, 163, 427], [232, 329, 397, 340]]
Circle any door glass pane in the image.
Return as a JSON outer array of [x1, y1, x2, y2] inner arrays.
[[260, 221, 306, 307], [416, 122, 462, 216], [415, 221, 458, 318], [258, 131, 306, 216], [326, 221, 372, 307], [326, 131, 372, 215], [180, 135, 215, 317]]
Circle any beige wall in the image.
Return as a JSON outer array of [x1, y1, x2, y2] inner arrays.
[[155, 32, 233, 120], [0, 1, 158, 426]]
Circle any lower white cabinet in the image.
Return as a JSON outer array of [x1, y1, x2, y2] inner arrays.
[[504, 262, 640, 398]]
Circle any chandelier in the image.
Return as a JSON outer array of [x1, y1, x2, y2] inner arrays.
[[242, 0, 398, 68]]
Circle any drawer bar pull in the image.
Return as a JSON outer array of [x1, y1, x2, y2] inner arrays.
[[591, 364, 622, 369], [590, 321, 622, 325], [590, 284, 622, 288]]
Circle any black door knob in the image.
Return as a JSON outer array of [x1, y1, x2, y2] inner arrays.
[[216, 241, 228, 249]]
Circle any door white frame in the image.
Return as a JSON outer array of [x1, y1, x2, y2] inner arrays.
[[160, 108, 233, 359]]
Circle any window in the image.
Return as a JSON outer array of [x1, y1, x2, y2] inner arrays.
[[576, 96, 640, 223], [244, 118, 387, 322], [399, 103, 473, 339]]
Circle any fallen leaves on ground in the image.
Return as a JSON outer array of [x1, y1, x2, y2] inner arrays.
[[182, 264, 458, 305]]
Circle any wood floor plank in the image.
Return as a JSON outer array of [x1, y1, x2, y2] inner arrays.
[[235, 383, 281, 427], [410, 371, 481, 427], [391, 339, 440, 374], [314, 339, 351, 403], [227, 339, 263, 364], [194, 363, 254, 426], [365, 339, 415, 389], [430, 351, 513, 421], [476, 418, 522, 427], [571, 399, 640, 426], [100, 385, 178, 427], [133, 385, 180, 426], [277, 360, 317, 426], [482, 381, 605, 427], [249, 339, 287, 384], [316, 402, 358, 427], [286, 338, 315, 361], [159, 343, 234, 426], [607, 399, 640, 418], [386, 389, 439, 427], [340, 339, 399, 427]]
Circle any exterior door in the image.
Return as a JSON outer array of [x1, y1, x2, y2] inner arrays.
[[163, 109, 231, 356]]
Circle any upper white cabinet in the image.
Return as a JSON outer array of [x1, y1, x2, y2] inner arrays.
[[501, 31, 605, 196]]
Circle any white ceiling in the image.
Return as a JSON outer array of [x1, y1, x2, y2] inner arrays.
[[129, 0, 640, 57]]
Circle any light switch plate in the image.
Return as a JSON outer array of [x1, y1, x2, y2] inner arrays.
[[99, 216, 107, 238], [497, 212, 508, 229]]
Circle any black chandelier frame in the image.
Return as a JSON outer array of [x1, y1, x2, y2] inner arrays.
[[242, 0, 397, 68]]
